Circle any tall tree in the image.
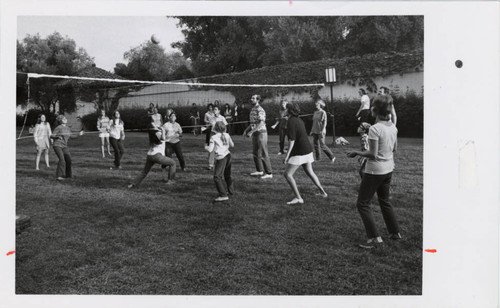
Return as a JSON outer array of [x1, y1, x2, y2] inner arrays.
[[114, 41, 192, 81], [172, 17, 269, 76], [17, 32, 95, 113], [172, 16, 423, 77]]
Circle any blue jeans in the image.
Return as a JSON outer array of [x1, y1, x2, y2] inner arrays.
[[133, 153, 176, 186], [109, 137, 125, 167], [165, 142, 186, 170], [312, 133, 334, 160], [53, 146, 72, 178], [252, 132, 272, 174], [214, 153, 233, 197], [279, 123, 287, 153], [356, 172, 400, 238]]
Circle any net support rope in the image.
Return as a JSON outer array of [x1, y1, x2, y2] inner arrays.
[[26, 73, 325, 88]]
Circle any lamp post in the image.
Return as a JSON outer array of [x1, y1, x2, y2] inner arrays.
[[325, 67, 336, 145]]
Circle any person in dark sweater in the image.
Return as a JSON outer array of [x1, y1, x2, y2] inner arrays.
[[51, 115, 73, 181], [283, 103, 327, 205]]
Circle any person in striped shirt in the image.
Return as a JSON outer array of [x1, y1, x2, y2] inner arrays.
[[97, 109, 111, 158], [243, 94, 273, 179]]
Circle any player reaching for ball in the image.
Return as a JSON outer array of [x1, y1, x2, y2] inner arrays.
[[128, 116, 176, 188]]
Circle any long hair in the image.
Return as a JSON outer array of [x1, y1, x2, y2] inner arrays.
[[287, 103, 300, 117], [98, 110, 107, 120], [36, 113, 46, 124], [111, 111, 123, 126], [213, 121, 228, 145]]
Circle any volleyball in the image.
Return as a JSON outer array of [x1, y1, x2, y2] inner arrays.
[[151, 34, 160, 44]]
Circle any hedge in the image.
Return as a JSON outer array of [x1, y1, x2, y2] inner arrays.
[[81, 93, 423, 138]]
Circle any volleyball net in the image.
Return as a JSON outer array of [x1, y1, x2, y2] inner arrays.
[[17, 72, 326, 141]]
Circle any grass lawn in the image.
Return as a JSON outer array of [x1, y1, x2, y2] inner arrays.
[[15, 131, 423, 295]]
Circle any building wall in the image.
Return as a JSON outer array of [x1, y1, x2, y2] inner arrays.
[[118, 84, 236, 109], [116, 71, 423, 109]]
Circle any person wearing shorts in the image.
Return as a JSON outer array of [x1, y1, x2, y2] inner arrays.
[[283, 103, 327, 205]]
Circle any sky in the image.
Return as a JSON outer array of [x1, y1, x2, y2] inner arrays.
[[17, 16, 185, 72]]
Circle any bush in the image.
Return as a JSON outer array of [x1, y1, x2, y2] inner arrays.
[[16, 110, 58, 128], [80, 93, 423, 138]]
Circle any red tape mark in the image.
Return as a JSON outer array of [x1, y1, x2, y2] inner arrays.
[[6, 251, 15, 256], [425, 249, 437, 253]]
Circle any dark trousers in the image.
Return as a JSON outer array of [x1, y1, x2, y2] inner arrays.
[[312, 133, 334, 160], [134, 153, 176, 186], [53, 146, 72, 178], [252, 132, 272, 174], [165, 142, 186, 170], [190, 117, 200, 135], [359, 109, 371, 124], [205, 126, 212, 145], [109, 137, 125, 167], [214, 153, 233, 197], [279, 125, 287, 153], [356, 172, 400, 238]]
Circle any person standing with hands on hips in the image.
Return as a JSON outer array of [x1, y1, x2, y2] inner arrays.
[[244, 94, 273, 179], [347, 95, 402, 249]]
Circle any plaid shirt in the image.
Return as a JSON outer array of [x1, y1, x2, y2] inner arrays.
[[249, 104, 267, 133]]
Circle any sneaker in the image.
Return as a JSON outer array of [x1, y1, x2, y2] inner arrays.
[[359, 237, 384, 249], [206, 166, 214, 170], [331, 157, 336, 164], [286, 198, 304, 205], [277, 151, 283, 155], [56, 177, 65, 181], [214, 196, 229, 202], [389, 233, 402, 240], [315, 192, 328, 198], [165, 180, 176, 185], [250, 171, 264, 176], [261, 174, 273, 179], [127, 184, 135, 189]]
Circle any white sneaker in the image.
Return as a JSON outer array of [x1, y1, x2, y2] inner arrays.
[[331, 157, 336, 164], [261, 174, 273, 179], [277, 152, 282, 155], [214, 196, 229, 202], [286, 198, 304, 205], [250, 171, 264, 176]]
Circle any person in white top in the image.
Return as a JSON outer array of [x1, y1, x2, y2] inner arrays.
[[128, 117, 176, 188], [97, 109, 111, 158], [205, 105, 227, 170], [355, 88, 371, 124], [162, 112, 186, 171], [33, 114, 52, 170], [347, 95, 401, 249], [206, 121, 234, 202], [109, 111, 125, 170]]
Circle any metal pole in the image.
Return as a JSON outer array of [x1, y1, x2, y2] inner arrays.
[[330, 84, 336, 146]]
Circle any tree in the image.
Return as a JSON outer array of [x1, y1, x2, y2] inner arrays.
[[113, 41, 192, 81], [172, 17, 269, 76], [171, 16, 423, 77], [17, 32, 95, 113]]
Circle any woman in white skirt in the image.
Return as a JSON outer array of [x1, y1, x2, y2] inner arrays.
[[97, 109, 111, 158], [283, 103, 328, 205], [33, 113, 52, 170]]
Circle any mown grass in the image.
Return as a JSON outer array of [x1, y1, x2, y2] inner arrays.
[[15, 132, 422, 295]]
